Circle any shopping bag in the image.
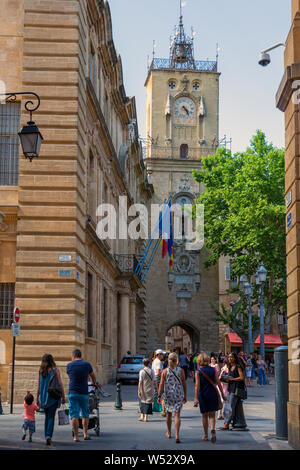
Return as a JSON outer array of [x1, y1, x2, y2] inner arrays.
[[223, 400, 232, 421], [58, 407, 70, 426]]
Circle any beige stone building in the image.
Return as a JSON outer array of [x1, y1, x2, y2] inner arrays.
[[144, 13, 221, 354], [0, 0, 153, 403], [276, 0, 300, 449]]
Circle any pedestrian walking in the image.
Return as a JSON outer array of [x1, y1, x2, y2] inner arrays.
[[218, 358, 230, 420], [179, 350, 189, 380], [194, 352, 226, 443], [21, 391, 40, 442], [36, 353, 66, 446], [245, 355, 253, 387], [66, 349, 97, 442], [158, 352, 187, 443], [257, 355, 267, 386], [220, 352, 247, 430], [152, 349, 165, 414], [250, 352, 258, 380], [138, 358, 157, 422]]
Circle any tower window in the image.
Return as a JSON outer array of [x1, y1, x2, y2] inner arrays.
[[169, 81, 176, 90], [180, 144, 189, 159], [193, 82, 200, 91]]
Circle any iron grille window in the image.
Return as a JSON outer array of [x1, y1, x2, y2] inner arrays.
[[0, 283, 15, 329], [0, 102, 21, 185]]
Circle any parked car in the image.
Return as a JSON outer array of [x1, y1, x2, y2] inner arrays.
[[116, 355, 145, 384]]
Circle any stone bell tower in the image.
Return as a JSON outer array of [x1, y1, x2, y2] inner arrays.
[[144, 7, 221, 353]]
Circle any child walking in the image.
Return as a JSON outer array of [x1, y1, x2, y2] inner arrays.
[[22, 392, 40, 442]]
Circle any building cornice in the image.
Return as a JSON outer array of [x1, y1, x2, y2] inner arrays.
[[276, 63, 300, 112]]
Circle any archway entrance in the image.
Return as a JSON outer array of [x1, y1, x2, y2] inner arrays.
[[165, 321, 200, 354]]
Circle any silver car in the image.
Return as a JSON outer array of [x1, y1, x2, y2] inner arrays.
[[116, 355, 145, 384]]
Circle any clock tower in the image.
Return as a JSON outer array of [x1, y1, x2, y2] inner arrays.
[[143, 7, 221, 354]]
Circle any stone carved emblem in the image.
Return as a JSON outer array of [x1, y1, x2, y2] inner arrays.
[[168, 240, 201, 297]]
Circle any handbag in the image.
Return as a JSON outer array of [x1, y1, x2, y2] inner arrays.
[[198, 368, 223, 410], [47, 369, 63, 400], [235, 385, 247, 400], [58, 406, 70, 426]]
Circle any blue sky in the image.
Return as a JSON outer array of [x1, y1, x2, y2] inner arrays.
[[109, 0, 291, 153]]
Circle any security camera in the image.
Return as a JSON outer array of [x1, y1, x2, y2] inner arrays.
[[258, 52, 271, 67], [258, 42, 285, 68]]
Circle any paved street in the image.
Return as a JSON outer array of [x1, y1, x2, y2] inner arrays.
[[0, 377, 293, 451]]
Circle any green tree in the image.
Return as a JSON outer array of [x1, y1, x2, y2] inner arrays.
[[193, 131, 286, 341]]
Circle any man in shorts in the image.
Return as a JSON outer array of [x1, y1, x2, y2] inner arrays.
[[67, 349, 97, 442]]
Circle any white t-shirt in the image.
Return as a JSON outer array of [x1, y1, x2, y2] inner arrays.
[[152, 358, 163, 376], [139, 368, 155, 382]]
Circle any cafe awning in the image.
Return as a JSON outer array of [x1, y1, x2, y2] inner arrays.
[[227, 333, 283, 347], [254, 334, 283, 346], [227, 333, 243, 345]]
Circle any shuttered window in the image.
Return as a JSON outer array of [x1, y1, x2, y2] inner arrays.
[[0, 102, 21, 185]]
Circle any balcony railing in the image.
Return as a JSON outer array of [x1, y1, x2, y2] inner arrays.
[[114, 254, 139, 275], [151, 58, 217, 73], [143, 145, 216, 160]]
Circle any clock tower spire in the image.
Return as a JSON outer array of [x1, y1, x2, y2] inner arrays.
[[169, 1, 196, 69]]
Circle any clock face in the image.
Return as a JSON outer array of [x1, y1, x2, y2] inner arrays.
[[174, 97, 196, 125]]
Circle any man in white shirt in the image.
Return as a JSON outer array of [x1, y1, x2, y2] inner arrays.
[[152, 349, 166, 416]]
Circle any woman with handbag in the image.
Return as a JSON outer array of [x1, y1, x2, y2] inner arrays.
[[194, 352, 227, 443], [36, 353, 66, 446], [157, 352, 187, 443], [138, 358, 157, 422], [220, 352, 247, 430]]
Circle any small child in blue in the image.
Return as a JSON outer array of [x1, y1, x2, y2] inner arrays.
[[22, 392, 39, 442]]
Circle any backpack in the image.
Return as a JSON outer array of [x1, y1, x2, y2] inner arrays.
[[47, 369, 62, 400]]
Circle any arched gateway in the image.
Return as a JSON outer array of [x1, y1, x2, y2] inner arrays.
[[166, 321, 200, 353], [142, 9, 221, 356]]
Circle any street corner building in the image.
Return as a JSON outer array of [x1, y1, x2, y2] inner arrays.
[[0, 0, 153, 403]]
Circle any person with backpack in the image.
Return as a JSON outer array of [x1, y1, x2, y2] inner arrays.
[[36, 353, 66, 446]]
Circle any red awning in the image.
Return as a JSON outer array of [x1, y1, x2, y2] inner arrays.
[[254, 334, 283, 346], [227, 333, 243, 345]]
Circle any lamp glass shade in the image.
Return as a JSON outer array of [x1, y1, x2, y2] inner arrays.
[[257, 263, 267, 283], [18, 122, 43, 160], [244, 282, 253, 296], [240, 274, 248, 284]]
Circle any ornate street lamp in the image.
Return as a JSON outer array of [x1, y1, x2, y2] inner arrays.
[[255, 262, 268, 360], [0, 92, 43, 161]]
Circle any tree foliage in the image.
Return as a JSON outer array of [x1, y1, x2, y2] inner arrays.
[[193, 131, 286, 338]]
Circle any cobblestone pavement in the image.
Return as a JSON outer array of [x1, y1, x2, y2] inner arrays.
[[0, 377, 293, 451]]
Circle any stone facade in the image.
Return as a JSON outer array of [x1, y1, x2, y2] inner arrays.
[[144, 19, 221, 355], [276, 0, 300, 449], [0, 0, 153, 403]]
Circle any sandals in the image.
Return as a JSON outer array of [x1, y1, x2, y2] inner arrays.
[[176, 438, 181, 443], [211, 430, 216, 443]]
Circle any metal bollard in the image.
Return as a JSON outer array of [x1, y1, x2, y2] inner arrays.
[[0, 387, 3, 415], [115, 382, 123, 410], [274, 345, 288, 440]]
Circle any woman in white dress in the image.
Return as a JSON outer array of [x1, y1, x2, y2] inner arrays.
[[158, 352, 187, 443]]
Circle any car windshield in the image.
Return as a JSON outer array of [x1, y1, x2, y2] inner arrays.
[[122, 357, 143, 364]]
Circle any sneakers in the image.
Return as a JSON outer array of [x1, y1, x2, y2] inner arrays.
[[46, 437, 52, 446]]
